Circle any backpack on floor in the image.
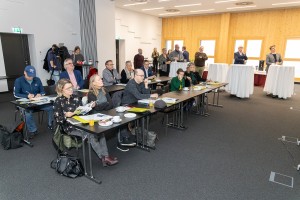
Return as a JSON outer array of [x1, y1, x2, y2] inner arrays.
[[0, 122, 24, 150]]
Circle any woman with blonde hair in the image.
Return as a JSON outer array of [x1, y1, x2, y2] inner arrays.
[[54, 78, 118, 167], [87, 74, 113, 112]]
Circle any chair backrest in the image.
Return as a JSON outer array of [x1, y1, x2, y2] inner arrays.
[[44, 85, 56, 95], [111, 91, 124, 108], [82, 96, 88, 106]]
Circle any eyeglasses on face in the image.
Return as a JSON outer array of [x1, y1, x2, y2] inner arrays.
[[63, 87, 73, 91], [136, 74, 145, 77], [65, 63, 73, 66]]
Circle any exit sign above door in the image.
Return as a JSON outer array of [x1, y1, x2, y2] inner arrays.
[[12, 27, 23, 33]]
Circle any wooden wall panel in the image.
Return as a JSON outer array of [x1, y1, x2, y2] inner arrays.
[[162, 7, 300, 64]]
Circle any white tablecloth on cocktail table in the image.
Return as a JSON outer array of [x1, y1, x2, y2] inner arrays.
[[226, 64, 254, 98], [263, 65, 295, 99], [207, 63, 228, 82], [169, 62, 189, 77]]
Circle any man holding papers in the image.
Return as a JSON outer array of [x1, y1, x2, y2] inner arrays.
[[14, 65, 54, 137]]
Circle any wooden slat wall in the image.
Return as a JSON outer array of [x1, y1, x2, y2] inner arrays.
[[162, 7, 300, 64]]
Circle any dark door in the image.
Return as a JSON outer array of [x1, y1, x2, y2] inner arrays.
[[1, 33, 30, 91], [115, 39, 120, 72]]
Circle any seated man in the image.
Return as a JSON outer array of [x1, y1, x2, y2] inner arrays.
[[141, 60, 156, 80], [14, 66, 54, 137], [102, 60, 121, 86], [122, 69, 158, 105], [59, 58, 84, 89], [120, 69, 158, 151]]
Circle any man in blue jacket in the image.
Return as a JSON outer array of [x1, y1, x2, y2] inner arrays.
[[59, 58, 84, 89], [141, 60, 156, 80], [14, 66, 54, 137]]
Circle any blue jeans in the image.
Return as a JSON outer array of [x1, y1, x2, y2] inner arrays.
[[25, 105, 54, 132]]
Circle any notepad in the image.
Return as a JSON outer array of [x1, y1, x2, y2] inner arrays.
[[127, 107, 150, 113]]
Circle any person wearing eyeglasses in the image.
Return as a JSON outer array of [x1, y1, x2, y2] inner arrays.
[[122, 69, 158, 105], [102, 60, 121, 86], [141, 60, 156, 80], [59, 58, 84, 90], [53, 78, 118, 167]]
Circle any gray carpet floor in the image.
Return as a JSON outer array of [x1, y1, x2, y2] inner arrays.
[[0, 85, 300, 200]]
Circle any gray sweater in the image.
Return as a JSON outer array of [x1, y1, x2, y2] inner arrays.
[[121, 79, 151, 105]]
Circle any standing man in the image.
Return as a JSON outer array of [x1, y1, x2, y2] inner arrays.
[[182, 46, 190, 62], [47, 44, 62, 83], [234, 45, 248, 64], [102, 60, 121, 86], [14, 66, 54, 137], [194, 46, 208, 76], [266, 45, 283, 72], [169, 44, 184, 61], [134, 48, 144, 69]]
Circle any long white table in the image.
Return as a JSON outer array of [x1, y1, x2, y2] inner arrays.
[[169, 62, 189, 77], [226, 64, 254, 98], [263, 65, 295, 99], [207, 63, 228, 82]]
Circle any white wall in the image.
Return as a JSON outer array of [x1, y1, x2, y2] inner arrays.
[[0, 0, 81, 90], [115, 8, 162, 71], [95, 0, 116, 74]]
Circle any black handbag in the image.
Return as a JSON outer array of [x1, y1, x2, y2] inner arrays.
[[47, 70, 55, 86], [0, 123, 24, 150], [51, 154, 84, 178]]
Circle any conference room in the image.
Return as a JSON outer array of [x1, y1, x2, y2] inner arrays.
[[1, 0, 300, 199]]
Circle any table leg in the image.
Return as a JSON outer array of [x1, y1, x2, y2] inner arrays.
[[208, 89, 223, 107], [80, 130, 101, 184], [18, 107, 33, 147], [136, 117, 150, 152]]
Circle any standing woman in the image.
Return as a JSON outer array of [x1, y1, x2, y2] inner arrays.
[[54, 78, 118, 167], [87, 74, 113, 112], [151, 48, 159, 73], [266, 45, 283, 72], [71, 46, 84, 75], [158, 48, 171, 77]]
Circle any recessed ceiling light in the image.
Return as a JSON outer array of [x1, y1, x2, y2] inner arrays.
[[190, 9, 215, 12], [215, 0, 238, 3], [174, 3, 202, 8], [159, 0, 172, 2], [165, 8, 180, 12], [226, 5, 256, 9], [235, 1, 254, 6], [142, 7, 164, 11], [272, 1, 300, 6], [159, 12, 180, 16], [123, 2, 147, 6]]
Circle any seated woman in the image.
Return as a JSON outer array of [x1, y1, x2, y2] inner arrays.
[[120, 61, 134, 84], [53, 78, 118, 167], [189, 62, 206, 83], [59, 58, 84, 89], [170, 68, 185, 92], [87, 74, 113, 112]]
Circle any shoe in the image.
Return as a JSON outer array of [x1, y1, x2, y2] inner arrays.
[[120, 137, 136, 147], [101, 156, 119, 167], [117, 143, 129, 152], [48, 125, 53, 130]]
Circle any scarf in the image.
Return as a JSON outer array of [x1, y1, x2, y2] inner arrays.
[[125, 68, 133, 80]]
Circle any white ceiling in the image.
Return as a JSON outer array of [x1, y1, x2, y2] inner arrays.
[[114, 0, 300, 17]]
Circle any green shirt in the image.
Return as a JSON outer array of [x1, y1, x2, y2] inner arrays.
[[170, 76, 185, 92]]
